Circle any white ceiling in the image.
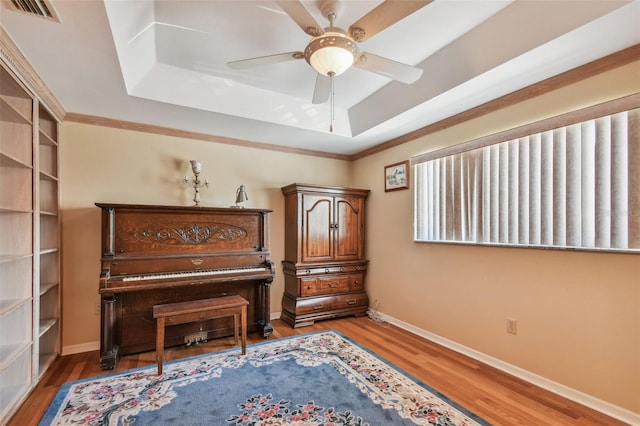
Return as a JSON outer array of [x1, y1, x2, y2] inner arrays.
[[1, 0, 638, 156]]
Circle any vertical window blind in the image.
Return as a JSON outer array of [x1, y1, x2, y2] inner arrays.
[[411, 97, 640, 252]]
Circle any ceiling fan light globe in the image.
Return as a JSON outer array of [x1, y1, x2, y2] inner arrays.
[[304, 31, 358, 77], [310, 46, 354, 76]]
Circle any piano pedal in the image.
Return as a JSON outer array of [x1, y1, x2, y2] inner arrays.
[[184, 331, 208, 346]]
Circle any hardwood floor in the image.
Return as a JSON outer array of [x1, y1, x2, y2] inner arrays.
[[9, 317, 626, 425]]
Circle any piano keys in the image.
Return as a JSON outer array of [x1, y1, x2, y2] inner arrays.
[[121, 266, 268, 282], [96, 203, 275, 370]]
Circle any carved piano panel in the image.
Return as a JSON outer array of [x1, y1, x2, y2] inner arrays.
[[111, 210, 264, 255], [96, 203, 274, 370]]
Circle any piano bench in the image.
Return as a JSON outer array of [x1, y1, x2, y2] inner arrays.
[[152, 295, 249, 375]]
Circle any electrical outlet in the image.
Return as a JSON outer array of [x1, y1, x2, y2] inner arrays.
[[506, 318, 517, 335], [94, 302, 101, 316]]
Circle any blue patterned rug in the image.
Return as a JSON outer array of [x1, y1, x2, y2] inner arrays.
[[40, 330, 489, 425]]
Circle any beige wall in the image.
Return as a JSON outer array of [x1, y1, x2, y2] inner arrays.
[[352, 61, 640, 414], [60, 61, 639, 414]]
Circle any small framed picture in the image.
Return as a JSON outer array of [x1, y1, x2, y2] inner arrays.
[[384, 160, 409, 192]]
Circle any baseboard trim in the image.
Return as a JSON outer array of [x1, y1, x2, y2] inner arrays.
[[61, 311, 638, 424], [376, 311, 640, 426], [62, 341, 100, 356], [63, 314, 284, 356]]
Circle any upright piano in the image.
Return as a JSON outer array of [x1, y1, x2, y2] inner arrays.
[[96, 203, 275, 370]]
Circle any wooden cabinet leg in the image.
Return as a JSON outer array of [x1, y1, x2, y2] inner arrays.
[[241, 305, 247, 355], [100, 295, 118, 370], [259, 281, 273, 338]]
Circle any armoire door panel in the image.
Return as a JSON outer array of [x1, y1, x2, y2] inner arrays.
[[335, 197, 363, 260], [302, 195, 332, 262]]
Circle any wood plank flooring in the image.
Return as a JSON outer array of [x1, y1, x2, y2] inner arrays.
[[9, 317, 626, 425]]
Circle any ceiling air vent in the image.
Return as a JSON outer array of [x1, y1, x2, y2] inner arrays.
[[5, 0, 61, 22]]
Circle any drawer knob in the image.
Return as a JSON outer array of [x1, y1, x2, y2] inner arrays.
[[328, 282, 339, 288], [353, 280, 359, 285], [306, 269, 311, 274], [312, 304, 324, 310], [346, 299, 357, 305], [355, 266, 360, 270], [307, 284, 313, 289], [325, 268, 329, 273]]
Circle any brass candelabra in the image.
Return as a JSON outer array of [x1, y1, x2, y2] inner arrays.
[[183, 160, 209, 206]]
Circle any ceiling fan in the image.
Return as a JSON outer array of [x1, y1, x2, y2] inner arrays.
[[228, 0, 431, 105]]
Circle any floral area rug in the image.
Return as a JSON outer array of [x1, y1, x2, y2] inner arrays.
[[40, 330, 490, 425]]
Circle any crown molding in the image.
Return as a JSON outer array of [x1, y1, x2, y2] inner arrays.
[[0, 26, 65, 122], [63, 113, 352, 161]]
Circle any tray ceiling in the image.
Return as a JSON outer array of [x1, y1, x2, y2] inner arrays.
[[1, 0, 638, 155]]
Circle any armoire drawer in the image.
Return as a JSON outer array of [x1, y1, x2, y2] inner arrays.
[[301, 275, 348, 296], [293, 292, 369, 315], [300, 273, 365, 297]]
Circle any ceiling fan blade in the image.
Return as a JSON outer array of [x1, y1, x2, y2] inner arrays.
[[312, 74, 331, 104], [348, 0, 433, 42], [354, 52, 423, 84], [227, 52, 304, 69], [276, 0, 324, 37]]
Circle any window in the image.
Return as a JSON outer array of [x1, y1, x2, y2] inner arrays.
[[411, 96, 640, 252]]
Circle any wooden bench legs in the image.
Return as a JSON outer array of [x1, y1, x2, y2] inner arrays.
[[153, 295, 249, 375]]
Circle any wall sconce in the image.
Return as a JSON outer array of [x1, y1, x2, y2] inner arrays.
[[232, 184, 248, 208], [183, 160, 208, 206]]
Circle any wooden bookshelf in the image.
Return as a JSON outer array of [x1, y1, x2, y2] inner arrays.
[[0, 60, 61, 423]]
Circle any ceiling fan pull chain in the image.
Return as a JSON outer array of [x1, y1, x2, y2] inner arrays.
[[329, 71, 335, 133]]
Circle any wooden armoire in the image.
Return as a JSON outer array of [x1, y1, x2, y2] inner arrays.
[[281, 183, 370, 327]]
